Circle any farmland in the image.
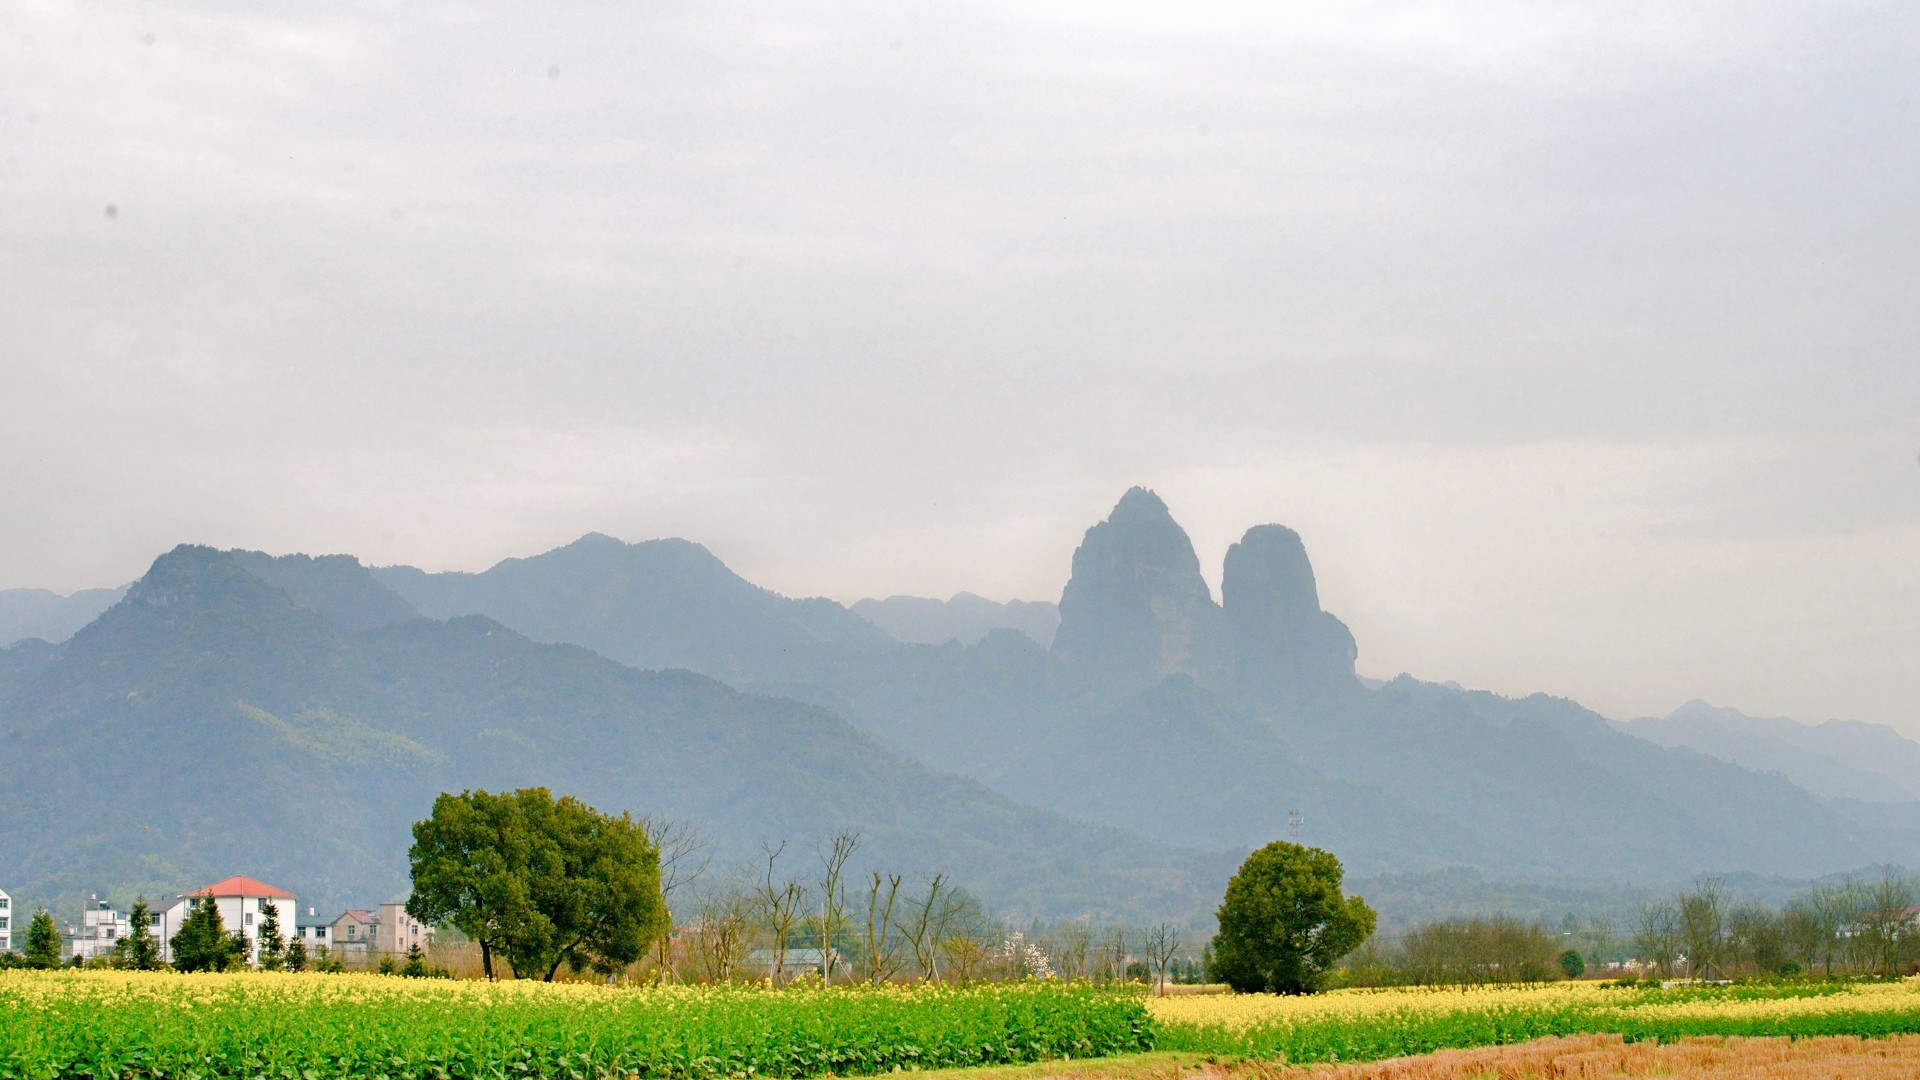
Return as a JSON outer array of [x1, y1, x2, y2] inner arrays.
[[1149, 979, 1920, 1064], [0, 973, 1149, 1080], [5, 972, 1920, 1080]]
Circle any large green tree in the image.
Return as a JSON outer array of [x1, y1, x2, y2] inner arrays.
[[123, 897, 162, 970], [1209, 840, 1375, 994], [25, 909, 61, 969], [407, 787, 668, 980]]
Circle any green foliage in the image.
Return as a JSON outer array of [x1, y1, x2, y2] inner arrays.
[[1559, 949, 1585, 979], [0, 975, 1153, 1079], [285, 936, 308, 972], [25, 909, 60, 969], [256, 900, 285, 971], [1210, 841, 1374, 994], [123, 897, 162, 971], [407, 788, 669, 981], [1390, 915, 1565, 986], [171, 897, 235, 972], [400, 942, 428, 977]]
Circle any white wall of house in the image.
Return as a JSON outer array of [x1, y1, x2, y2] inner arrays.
[[68, 897, 131, 961], [0, 886, 12, 954], [155, 891, 297, 965]]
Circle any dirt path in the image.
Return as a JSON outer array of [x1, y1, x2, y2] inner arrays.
[[1273, 1033, 1920, 1078], [951, 1035, 1920, 1080]]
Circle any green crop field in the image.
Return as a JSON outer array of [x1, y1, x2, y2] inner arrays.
[[0, 972, 1150, 1080]]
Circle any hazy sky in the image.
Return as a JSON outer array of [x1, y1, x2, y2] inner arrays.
[[4, 2, 1916, 733]]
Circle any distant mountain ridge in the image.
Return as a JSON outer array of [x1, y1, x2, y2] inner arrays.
[[0, 585, 127, 647], [372, 533, 897, 685], [7, 489, 1916, 916], [278, 488, 1919, 883], [852, 593, 1059, 647], [0, 545, 1229, 922], [1616, 700, 1920, 803]]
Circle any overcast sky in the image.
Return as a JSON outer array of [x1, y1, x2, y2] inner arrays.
[[4, 1, 1916, 733]]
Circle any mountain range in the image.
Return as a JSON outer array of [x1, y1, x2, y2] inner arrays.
[[1615, 700, 1920, 804], [3, 487, 1916, 926]]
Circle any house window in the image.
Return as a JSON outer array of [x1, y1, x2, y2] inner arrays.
[[0, 917, 9, 929], [105, 928, 116, 940], [0, 897, 9, 909], [244, 912, 254, 926]]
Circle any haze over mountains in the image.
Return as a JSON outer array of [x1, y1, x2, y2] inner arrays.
[[2, 488, 1915, 925], [1616, 700, 1920, 804]]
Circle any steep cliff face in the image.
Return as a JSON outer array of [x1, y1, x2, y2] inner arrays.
[[1049, 488, 1231, 692], [1222, 525, 1358, 700]]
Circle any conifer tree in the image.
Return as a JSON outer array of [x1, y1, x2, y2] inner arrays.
[[257, 901, 286, 970], [171, 897, 229, 972], [285, 935, 309, 972], [227, 928, 252, 970], [25, 909, 61, 969], [124, 897, 162, 970]]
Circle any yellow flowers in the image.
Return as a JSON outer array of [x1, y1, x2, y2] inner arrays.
[[1151, 978, 1920, 1065]]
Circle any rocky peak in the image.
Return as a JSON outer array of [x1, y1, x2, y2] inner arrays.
[[1050, 488, 1230, 691], [1222, 525, 1358, 700]]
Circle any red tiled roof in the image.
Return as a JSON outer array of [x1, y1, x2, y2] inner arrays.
[[187, 875, 295, 900], [339, 909, 373, 924]]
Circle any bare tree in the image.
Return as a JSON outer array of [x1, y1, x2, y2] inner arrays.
[[1634, 899, 1681, 978], [1857, 870, 1918, 975], [685, 885, 754, 984], [1145, 922, 1182, 996], [901, 872, 947, 982], [861, 872, 905, 983], [1101, 925, 1129, 984], [641, 816, 712, 980], [642, 816, 714, 900], [755, 841, 808, 985], [1678, 878, 1726, 981], [808, 831, 860, 984], [1056, 922, 1091, 981]]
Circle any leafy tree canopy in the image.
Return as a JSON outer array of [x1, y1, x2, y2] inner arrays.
[[407, 787, 668, 981], [1210, 840, 1375, 994]]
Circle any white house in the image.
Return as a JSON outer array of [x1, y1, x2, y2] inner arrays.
[[66, 895, 132, 961], [294, 907, 333, 951], [0, 886, 12, 954], [157, 875, 297, 965]]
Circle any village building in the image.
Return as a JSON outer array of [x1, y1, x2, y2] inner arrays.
[[65, 894, 132, 961], [372, 902, 432, 958], [329, 909, 374, 961], [294, 907, 333, 952], [155, 875, 297, 965], [0, 886, 11, 954]]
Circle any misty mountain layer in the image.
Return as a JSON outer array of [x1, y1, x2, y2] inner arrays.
[[1616, 699, 1920, 803], [0, 546, 1228, 920], [340, 488, 1920, 884]]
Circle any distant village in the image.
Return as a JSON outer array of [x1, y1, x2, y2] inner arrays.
[[0, 877, 430, 966]]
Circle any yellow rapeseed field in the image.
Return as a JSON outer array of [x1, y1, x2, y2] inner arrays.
[[1149, 978, 1920, 1065]]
